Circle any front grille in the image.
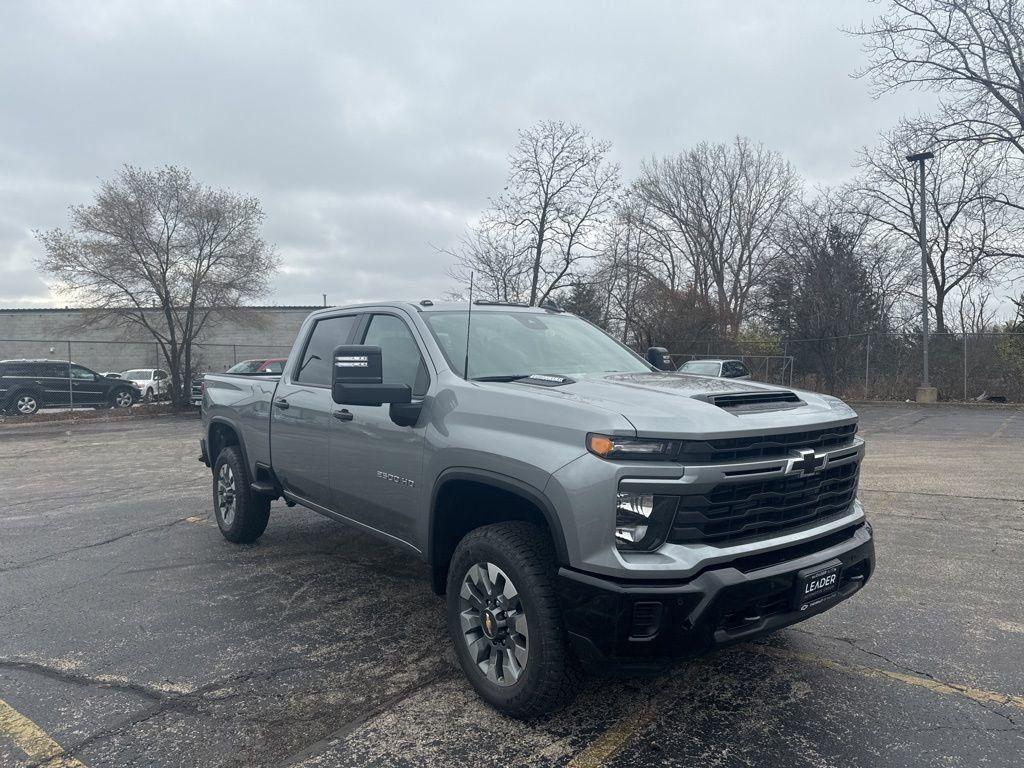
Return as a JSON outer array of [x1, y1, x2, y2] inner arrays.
[[676, 423, 856, 464], [668, 461, 859, 545]]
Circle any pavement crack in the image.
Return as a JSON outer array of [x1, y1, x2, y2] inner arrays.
[[21, 661, 315, 767], [278, 661, 459, 766], [785, 628, 1019, 726], [0, 659, 167, 702], [0, 516, 192, 574]]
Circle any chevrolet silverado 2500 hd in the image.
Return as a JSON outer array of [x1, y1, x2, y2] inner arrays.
[[199, 301, 874, 718]]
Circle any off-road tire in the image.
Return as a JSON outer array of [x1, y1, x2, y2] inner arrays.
[[446, 521, 582, 719], [212, 445, 271, 543]]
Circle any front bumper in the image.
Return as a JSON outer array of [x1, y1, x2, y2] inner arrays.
[[557, 522, 874, 673]]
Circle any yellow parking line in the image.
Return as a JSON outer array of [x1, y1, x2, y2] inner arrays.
[[566, 705, 655, 768], [567, 643, 1024, 767], [0, 696, 87, 767], [991, 411, 1019, 439], [745, 644, 1024, 711]]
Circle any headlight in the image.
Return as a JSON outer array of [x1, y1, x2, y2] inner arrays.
[[615, 492, 678, 551], [588, 433, 677, 461]]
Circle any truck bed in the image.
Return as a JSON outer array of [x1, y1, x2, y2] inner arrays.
[[202, 372, 281, 476]]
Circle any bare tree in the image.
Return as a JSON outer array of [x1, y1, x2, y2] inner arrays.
[[447, 211, 533, 302], [591, 194, 670, 341], [449, 121, 619, 305], [36, 165, 278, 404], [634, 137, 800, 337], [853, 1, 1024, 160], [852, 125, 1021, 332]]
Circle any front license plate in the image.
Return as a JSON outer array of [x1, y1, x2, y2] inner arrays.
[[794, 559, 842, 610]]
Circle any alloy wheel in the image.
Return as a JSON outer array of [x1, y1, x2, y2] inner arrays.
[[459, 562, 529, 686], [217, 463, 236, 526], [16, 395, 37, 415], [115, 391, 133, 407]]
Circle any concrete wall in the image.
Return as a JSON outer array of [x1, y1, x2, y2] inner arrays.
[[0, 307, 318, 374]]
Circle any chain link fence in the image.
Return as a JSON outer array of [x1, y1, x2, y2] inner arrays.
[[5, 331, 1024, 404], [665, 332, 1024, 402], [0, 338, 293, 410], [0, 338, 292, 374]]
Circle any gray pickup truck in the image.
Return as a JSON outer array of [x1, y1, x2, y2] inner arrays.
[[199, 301, 874, 718]]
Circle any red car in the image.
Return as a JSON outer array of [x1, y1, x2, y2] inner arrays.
[[225, 358, 287, 375]]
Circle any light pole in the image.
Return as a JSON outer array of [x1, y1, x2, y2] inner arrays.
[[906, 150, 937, 403]]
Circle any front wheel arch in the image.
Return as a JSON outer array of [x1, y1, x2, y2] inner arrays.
[[428, 471, 569, 595]]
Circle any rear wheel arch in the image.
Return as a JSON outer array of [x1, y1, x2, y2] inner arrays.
[[6, 387, 43, 414], [428, 469, 569, 595], [207, 420, 248, 477]]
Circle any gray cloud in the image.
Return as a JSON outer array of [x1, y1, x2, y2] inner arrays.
[[0, 0, 936, 308]]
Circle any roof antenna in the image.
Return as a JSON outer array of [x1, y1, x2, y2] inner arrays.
[[463, 272, 474, 380]]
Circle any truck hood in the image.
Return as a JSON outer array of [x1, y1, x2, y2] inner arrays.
[[503, 372, 856, 438]]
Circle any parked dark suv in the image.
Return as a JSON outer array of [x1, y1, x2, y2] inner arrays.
[[0, 360, 141, 416]]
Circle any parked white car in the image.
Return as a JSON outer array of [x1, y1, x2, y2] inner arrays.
[[677, 358, 753, 380], [122, 369, 170, 401]]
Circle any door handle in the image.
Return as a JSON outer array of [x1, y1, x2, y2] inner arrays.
[[273, 398, 290, 410], [333, 409, 353, 421]]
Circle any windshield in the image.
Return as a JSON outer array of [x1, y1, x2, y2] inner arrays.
[[226, 360, 265, 374], [679, 361, 721, 376], [423, 311, 650, 379], [124, 370, 151, 379]]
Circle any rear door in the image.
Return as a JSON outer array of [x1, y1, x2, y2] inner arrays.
[[270, 313, 360, 507], [329, 312, 430, 545], [40, 363, 71, 406]]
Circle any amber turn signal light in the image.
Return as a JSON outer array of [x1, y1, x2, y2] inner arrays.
[[587, 434, 615, 457]]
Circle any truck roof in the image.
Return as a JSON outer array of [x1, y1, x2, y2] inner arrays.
[[313, 300, 564, 315]]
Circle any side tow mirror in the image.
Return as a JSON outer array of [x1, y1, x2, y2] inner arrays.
[[332, 345, 412, 406], [645, 346, 673, 371]]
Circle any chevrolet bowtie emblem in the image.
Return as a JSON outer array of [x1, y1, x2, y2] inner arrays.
[[786, 448, 828, 477]]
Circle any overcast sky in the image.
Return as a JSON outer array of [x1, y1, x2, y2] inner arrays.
[[0, 0, 937, 309]]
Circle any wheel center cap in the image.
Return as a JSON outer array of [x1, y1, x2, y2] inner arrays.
[[482, 610, 498, 639]]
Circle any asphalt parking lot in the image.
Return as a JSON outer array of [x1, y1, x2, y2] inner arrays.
[[1, 404, 1022, 767]]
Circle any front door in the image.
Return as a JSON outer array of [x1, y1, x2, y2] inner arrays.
[[70, 365, 106, 405], [330, 312, 430, 545], [270, 313, 360, 508]]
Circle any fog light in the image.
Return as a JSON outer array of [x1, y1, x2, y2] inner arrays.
[[615, 492, 677, 551]]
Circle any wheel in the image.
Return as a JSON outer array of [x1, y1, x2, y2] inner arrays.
[[212, 445, 270, 543], [143, 388, 154, 402], [447, 521, 582, 719], [10, 391, 40, 416], [112, 388, 136, 408]]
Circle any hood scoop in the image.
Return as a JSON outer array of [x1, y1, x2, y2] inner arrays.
[[699, 390, 805, 413], [518, 374, 576, 387]]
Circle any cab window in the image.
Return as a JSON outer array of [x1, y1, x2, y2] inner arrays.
[[295, 315, 359, 385], [361, 314, 429, 397], [722, 361, 750, 378], [70, 365, 96, 380]]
